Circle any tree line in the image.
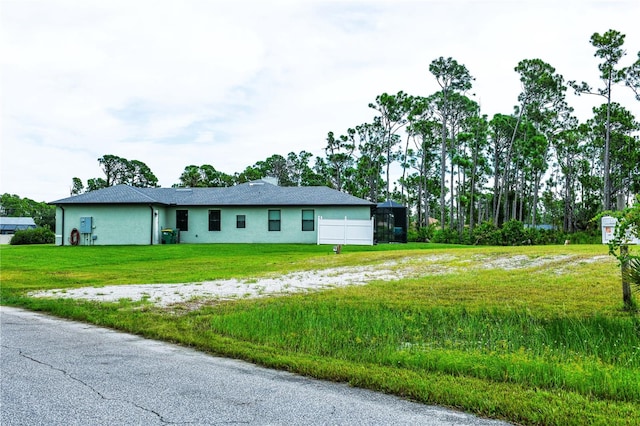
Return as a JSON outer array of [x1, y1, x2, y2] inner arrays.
[[0, 193, 56, 230], [68, 29, 639, 236]]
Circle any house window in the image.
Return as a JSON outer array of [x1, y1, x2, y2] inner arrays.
[[208, 210, 221, 231], [268, 210, 281, 231], [176, 210, 188, 231], [302, 209, 314, 231], [236, 215, 246, 229]]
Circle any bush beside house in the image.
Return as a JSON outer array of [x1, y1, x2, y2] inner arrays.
[[10, 228, 55, 245]]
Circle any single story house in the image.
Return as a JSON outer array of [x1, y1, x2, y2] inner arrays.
[[49, 181, 375, 246], [0, 217, 37, 244]]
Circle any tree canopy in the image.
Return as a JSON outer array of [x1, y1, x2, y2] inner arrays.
[[57, 29, 639, 239]]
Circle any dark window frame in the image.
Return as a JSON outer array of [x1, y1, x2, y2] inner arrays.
[[302, 209, 315, 231], [208, 210, 221, 231], [236, 214, 246, 229], [176, 209, 189, 232], [268, 209, 281, 231]]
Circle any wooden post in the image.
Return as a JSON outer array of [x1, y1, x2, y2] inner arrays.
[[621, 244, 632, 309]]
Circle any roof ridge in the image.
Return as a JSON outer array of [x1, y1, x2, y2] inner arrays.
[[124, 185, 161, 203]]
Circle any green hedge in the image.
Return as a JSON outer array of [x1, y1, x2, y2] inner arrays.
[[9, 228, 55, 245]]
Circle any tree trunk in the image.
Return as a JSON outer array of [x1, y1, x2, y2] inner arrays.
[[400, 134, 410, 205], [503, 171, 511, 224], [450, 158, 455, 229], [621, 245, 632, 309], [417, 161, 424, 229], [518, 174, 525, 222], [564, 171, 570, 233], [469, 144, 478, 233], [516, 178, 521, 221], [492, 150, 500, 225], [532, 171, 540, 228], [385, 143, 391, 200], [440, 120, 447, 230], [604, 69, 612, 210], [494, 107, 524, 225]]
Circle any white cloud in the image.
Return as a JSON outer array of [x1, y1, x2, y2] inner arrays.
[[1, 0, 639, 202]]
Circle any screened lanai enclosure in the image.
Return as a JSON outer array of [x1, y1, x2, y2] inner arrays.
[[374, 201, 407, 244]]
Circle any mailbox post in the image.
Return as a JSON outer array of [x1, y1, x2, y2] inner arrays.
[[601, 216, 639, 309]]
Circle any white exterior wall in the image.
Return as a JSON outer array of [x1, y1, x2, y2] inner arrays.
[[317, 217, 374, 245]]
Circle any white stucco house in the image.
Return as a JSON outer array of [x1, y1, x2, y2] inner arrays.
[[49, 181, 375, 246]]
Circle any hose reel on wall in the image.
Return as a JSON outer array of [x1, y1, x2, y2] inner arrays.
[[70, 228, 80, 246]]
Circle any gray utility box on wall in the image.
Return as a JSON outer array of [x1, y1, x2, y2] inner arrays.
[[80, 217, 93, 233]]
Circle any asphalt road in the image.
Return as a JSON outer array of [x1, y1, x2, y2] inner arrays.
[[1, 306, 511, 425]]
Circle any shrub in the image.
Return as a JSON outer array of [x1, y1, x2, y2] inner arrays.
[[535, 229, 564, 245], [500, 219, 528, 246], [562, 230, 601, 245], [472, 221, 500, 245], [627, 257, 640, 292], [432, 227, 462, 244], [408, 225, 435, 242], [414, 221, 602, 246], [523, 227, 542, 244], [9, 228, 55, 245]]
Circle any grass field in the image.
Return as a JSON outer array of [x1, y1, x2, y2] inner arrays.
[[1, 243, 639, 425]]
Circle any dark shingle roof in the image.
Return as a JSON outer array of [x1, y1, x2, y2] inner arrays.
[[50, 182, 374, 207]]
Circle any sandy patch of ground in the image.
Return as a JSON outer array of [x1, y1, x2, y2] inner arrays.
[[475, 254, 576, 270], [31, 265, 401, 307], [29, 253, 606, 307]]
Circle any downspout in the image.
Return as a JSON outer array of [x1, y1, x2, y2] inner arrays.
[[60, 205, 65, 246], [149, 205, 154, 245]]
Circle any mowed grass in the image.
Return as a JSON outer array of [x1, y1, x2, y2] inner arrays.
[[1, 243, 639, 425]]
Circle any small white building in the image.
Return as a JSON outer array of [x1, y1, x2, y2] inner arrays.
[[0, 217, 37, 244]]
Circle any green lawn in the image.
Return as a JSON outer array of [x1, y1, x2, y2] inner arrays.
[[1, 243, 638, 425]]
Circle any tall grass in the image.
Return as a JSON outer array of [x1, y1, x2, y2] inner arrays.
[[204, 299, 639, 402]]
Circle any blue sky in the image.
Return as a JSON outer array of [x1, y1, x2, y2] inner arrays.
[[2, 0, 639, 202]]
